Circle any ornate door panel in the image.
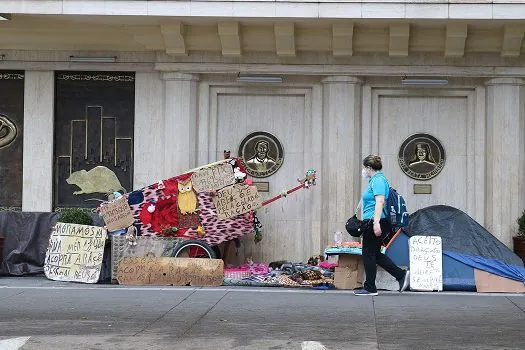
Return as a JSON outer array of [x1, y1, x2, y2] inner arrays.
[[54, 72, 135, 208], [0, 71, 24, 208], [375, 92, 473, 216]]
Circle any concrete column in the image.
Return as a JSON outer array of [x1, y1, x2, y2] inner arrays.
[[134, 72, 165, 189], [485, 78, 525, 246], [161, 72, 199, 177], [321, 76, 362, 246], [22, 71, 54, 212]]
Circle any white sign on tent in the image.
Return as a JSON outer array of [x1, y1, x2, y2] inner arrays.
[[409, 235, 443, 291]]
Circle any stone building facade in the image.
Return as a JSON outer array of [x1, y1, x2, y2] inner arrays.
[[1, 1, 524, 262]]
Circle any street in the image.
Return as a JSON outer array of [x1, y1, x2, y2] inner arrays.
[[0, 277, 524, 350]]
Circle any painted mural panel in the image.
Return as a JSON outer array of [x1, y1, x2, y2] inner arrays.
[[0, 71, 24, 208], [54, 72, 135, 208]]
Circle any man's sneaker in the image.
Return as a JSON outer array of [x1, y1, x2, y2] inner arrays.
[[353, 288, 378, 296], [399, 270, 410, 293]]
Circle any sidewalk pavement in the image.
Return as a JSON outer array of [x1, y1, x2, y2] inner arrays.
[[0, 275, 523, 350]]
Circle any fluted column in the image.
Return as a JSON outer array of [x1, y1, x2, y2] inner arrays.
[[321, 76, 362, 246], [161, 72, 199, 177], [485, 78, 525, 246]]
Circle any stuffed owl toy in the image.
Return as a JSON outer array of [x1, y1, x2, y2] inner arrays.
[[177, 178, 197, 215]]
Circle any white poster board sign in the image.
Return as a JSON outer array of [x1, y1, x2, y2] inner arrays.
[[409, 235, 443, 291], [44, 223, 107, 284]]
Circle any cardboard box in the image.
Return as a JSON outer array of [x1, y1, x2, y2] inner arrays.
[[337, 254, 361, 269], [475, 269, 525, 293], [334, 255, 364, 290]]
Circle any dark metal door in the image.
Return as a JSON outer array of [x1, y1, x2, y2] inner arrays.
[[0, 71, 24, 209], [54, 72, 135, 209]]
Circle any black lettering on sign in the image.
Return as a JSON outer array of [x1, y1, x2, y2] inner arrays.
[[191, 163, 235, 193], [116, 257, 224, 286], [409, 236, 443, 291], [44, 222, 106, 284], [213, 184, 262, 219]]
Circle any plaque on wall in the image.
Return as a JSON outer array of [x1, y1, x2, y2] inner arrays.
[[398, 133, 445, 181], [413, 184, 432, 194], [253, 182, 270, 193], [238, 131, 284, 178], [0, 71, 24, 208], [54, 72, 135, 208]]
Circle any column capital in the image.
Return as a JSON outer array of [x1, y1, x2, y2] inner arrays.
[[321, 76, 362, 85], [161, 72, 199, 82], [485, 78, 525, 86]]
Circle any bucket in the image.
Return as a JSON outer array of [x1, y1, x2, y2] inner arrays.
[[513, 236, 525, 265]]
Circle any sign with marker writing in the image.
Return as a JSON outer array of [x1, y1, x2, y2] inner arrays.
[[212, 184, 262, 219], [116, 257, 224, 286], [409, 236, 443, 291], [100, 196, 134, 231], [44, 222, 107, 284], [191, 163, 235, 193]]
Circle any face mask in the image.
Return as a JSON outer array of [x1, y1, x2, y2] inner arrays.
[[361, 168, 369, 179]]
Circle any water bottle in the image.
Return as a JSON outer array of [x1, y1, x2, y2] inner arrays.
[[390, 206, 397, 225], [334, 231, 342, 246]]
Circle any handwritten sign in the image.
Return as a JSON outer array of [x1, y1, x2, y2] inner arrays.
[[191, 163, 235, 193], [409, 236, 443, 291], [212, 184, 262, 219], [116, 257, 224, 286], [100, 196, 134, 231], [44, 223, 107, 284]]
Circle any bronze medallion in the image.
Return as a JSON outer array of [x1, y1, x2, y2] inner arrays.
[[238, 132, 284, 178], [0, 114, 17, 149], [398, 133, 445, 180]]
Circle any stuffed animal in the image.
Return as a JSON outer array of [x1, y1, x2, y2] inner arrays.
[[233, 167, 246, 181], [177, 178, 198, 214]]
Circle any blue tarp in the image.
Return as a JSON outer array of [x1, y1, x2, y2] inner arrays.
[[444, 251, 525, 284]]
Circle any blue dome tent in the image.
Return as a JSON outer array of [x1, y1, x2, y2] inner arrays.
[[385, 205, 525, 292]]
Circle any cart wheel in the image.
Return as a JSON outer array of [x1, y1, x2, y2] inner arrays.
[[172, 240, 216, 259], [212, 245, 221, 259]]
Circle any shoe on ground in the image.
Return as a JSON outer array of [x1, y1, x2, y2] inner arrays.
[[399, 270, 410, 293], [353, 288, 378, 296]]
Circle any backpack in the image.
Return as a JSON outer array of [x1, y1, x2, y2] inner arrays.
[[383, 187, 409, 229]]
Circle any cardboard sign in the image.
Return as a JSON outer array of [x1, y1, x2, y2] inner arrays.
[[44, 223, 107, 284], [191, 163, 235, 193], [212, 184, 262, 219], [409, 236, 443, 291], [116, 257, 224, 286], [100, 196, 134, 231]]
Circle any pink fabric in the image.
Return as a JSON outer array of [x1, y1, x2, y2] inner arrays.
[[225, 263, 269, 276], [319, 261, 337, 269]]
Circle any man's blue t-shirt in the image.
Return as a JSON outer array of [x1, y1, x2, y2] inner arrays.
[[362, 172, 390, 220]]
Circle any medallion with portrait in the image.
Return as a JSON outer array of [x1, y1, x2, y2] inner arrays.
[[398, 133, 445, 181], [238, 132, 284, 178]]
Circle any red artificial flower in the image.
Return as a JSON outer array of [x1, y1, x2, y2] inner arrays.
[[140, 196, 180, 234]]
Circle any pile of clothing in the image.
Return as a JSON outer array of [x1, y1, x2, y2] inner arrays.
[[222, 257, 336, 289]]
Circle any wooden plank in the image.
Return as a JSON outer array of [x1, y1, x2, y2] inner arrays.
[[116, 257, 224, 286]]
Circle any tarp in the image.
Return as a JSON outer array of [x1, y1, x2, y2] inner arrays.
[[0, 212, 58, 276], [0, 211, 110, 280], [405, 205, 525, 284]]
